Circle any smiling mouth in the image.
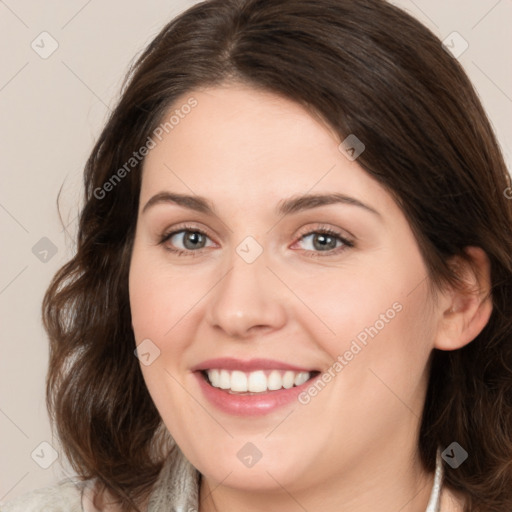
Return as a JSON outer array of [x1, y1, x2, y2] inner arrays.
[[200, 368, 321, 394]]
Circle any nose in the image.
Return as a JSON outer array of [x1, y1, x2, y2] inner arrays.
[[204, 249, 287, 339]]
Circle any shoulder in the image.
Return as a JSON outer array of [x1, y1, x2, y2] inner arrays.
[[1, 479, 84, 512]]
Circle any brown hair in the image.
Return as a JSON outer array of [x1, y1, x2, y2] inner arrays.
[[43, 0, 512, 510]]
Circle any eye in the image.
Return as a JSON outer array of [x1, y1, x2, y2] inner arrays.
[[294, 227, 354, 256], [159, 226, 215, 255], [158, 225, 353, 257]]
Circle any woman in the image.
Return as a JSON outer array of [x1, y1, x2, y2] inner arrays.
[[4, 0, 512, 511]]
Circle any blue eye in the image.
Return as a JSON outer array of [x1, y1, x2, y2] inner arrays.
[[159, 225, 354, 258], [160, 227, 214, 255], [299, 232, 342, 251], [295, 229, 354, 257]]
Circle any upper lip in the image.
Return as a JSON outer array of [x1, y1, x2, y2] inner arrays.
[[191, 357, 318, 373]]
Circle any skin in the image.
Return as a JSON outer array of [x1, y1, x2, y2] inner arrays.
[[128, 83, 492, 512]]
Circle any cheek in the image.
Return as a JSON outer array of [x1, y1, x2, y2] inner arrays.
[[128, 247, 210, 365], [303, 255, 435, 403], [287, 260, 405, 357], [328, 282, 434, 422], [129, 238, 173, 330], [128, 251, 200, 419]]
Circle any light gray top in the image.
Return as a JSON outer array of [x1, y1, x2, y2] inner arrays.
[[1, 446, 443, 511]]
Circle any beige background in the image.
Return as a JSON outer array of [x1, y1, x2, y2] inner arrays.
[[1, 0, 511, 503]]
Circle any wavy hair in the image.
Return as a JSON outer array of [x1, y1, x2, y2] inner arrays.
[[43, 0, 512, 510]]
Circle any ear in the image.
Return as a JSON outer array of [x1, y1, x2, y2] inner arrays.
[[433, 246, 493, 351]]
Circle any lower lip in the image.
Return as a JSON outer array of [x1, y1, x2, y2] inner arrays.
[[194, 371, 318, 416]]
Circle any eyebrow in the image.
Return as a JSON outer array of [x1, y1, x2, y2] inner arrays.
[[277, 192, 381, 218], [142, 191, 381, 218], [142, 192, 214, 215]]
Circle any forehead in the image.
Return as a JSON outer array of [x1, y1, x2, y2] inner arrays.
[[139, 84, 394, 217]]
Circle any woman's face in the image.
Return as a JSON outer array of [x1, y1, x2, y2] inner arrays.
[[129, 83, 440, 495]]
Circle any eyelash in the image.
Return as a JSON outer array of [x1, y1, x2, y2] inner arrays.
[[159, 224, 213, 258], [158, 224, 354, 258], [295, 227, 354, 258]]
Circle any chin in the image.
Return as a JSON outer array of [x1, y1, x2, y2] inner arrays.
[[186, 438, 315, 492]]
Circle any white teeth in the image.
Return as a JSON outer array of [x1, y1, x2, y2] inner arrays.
[[282, 371, 295, 389], [267, 370, 282, 391], [294, 372, 309, 386], [205, 369, 312, 393], [208, 369, 220, 387], [230, 370, 247, 392], [219, 369, 230, 389], [248, 371, 267, 392]]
